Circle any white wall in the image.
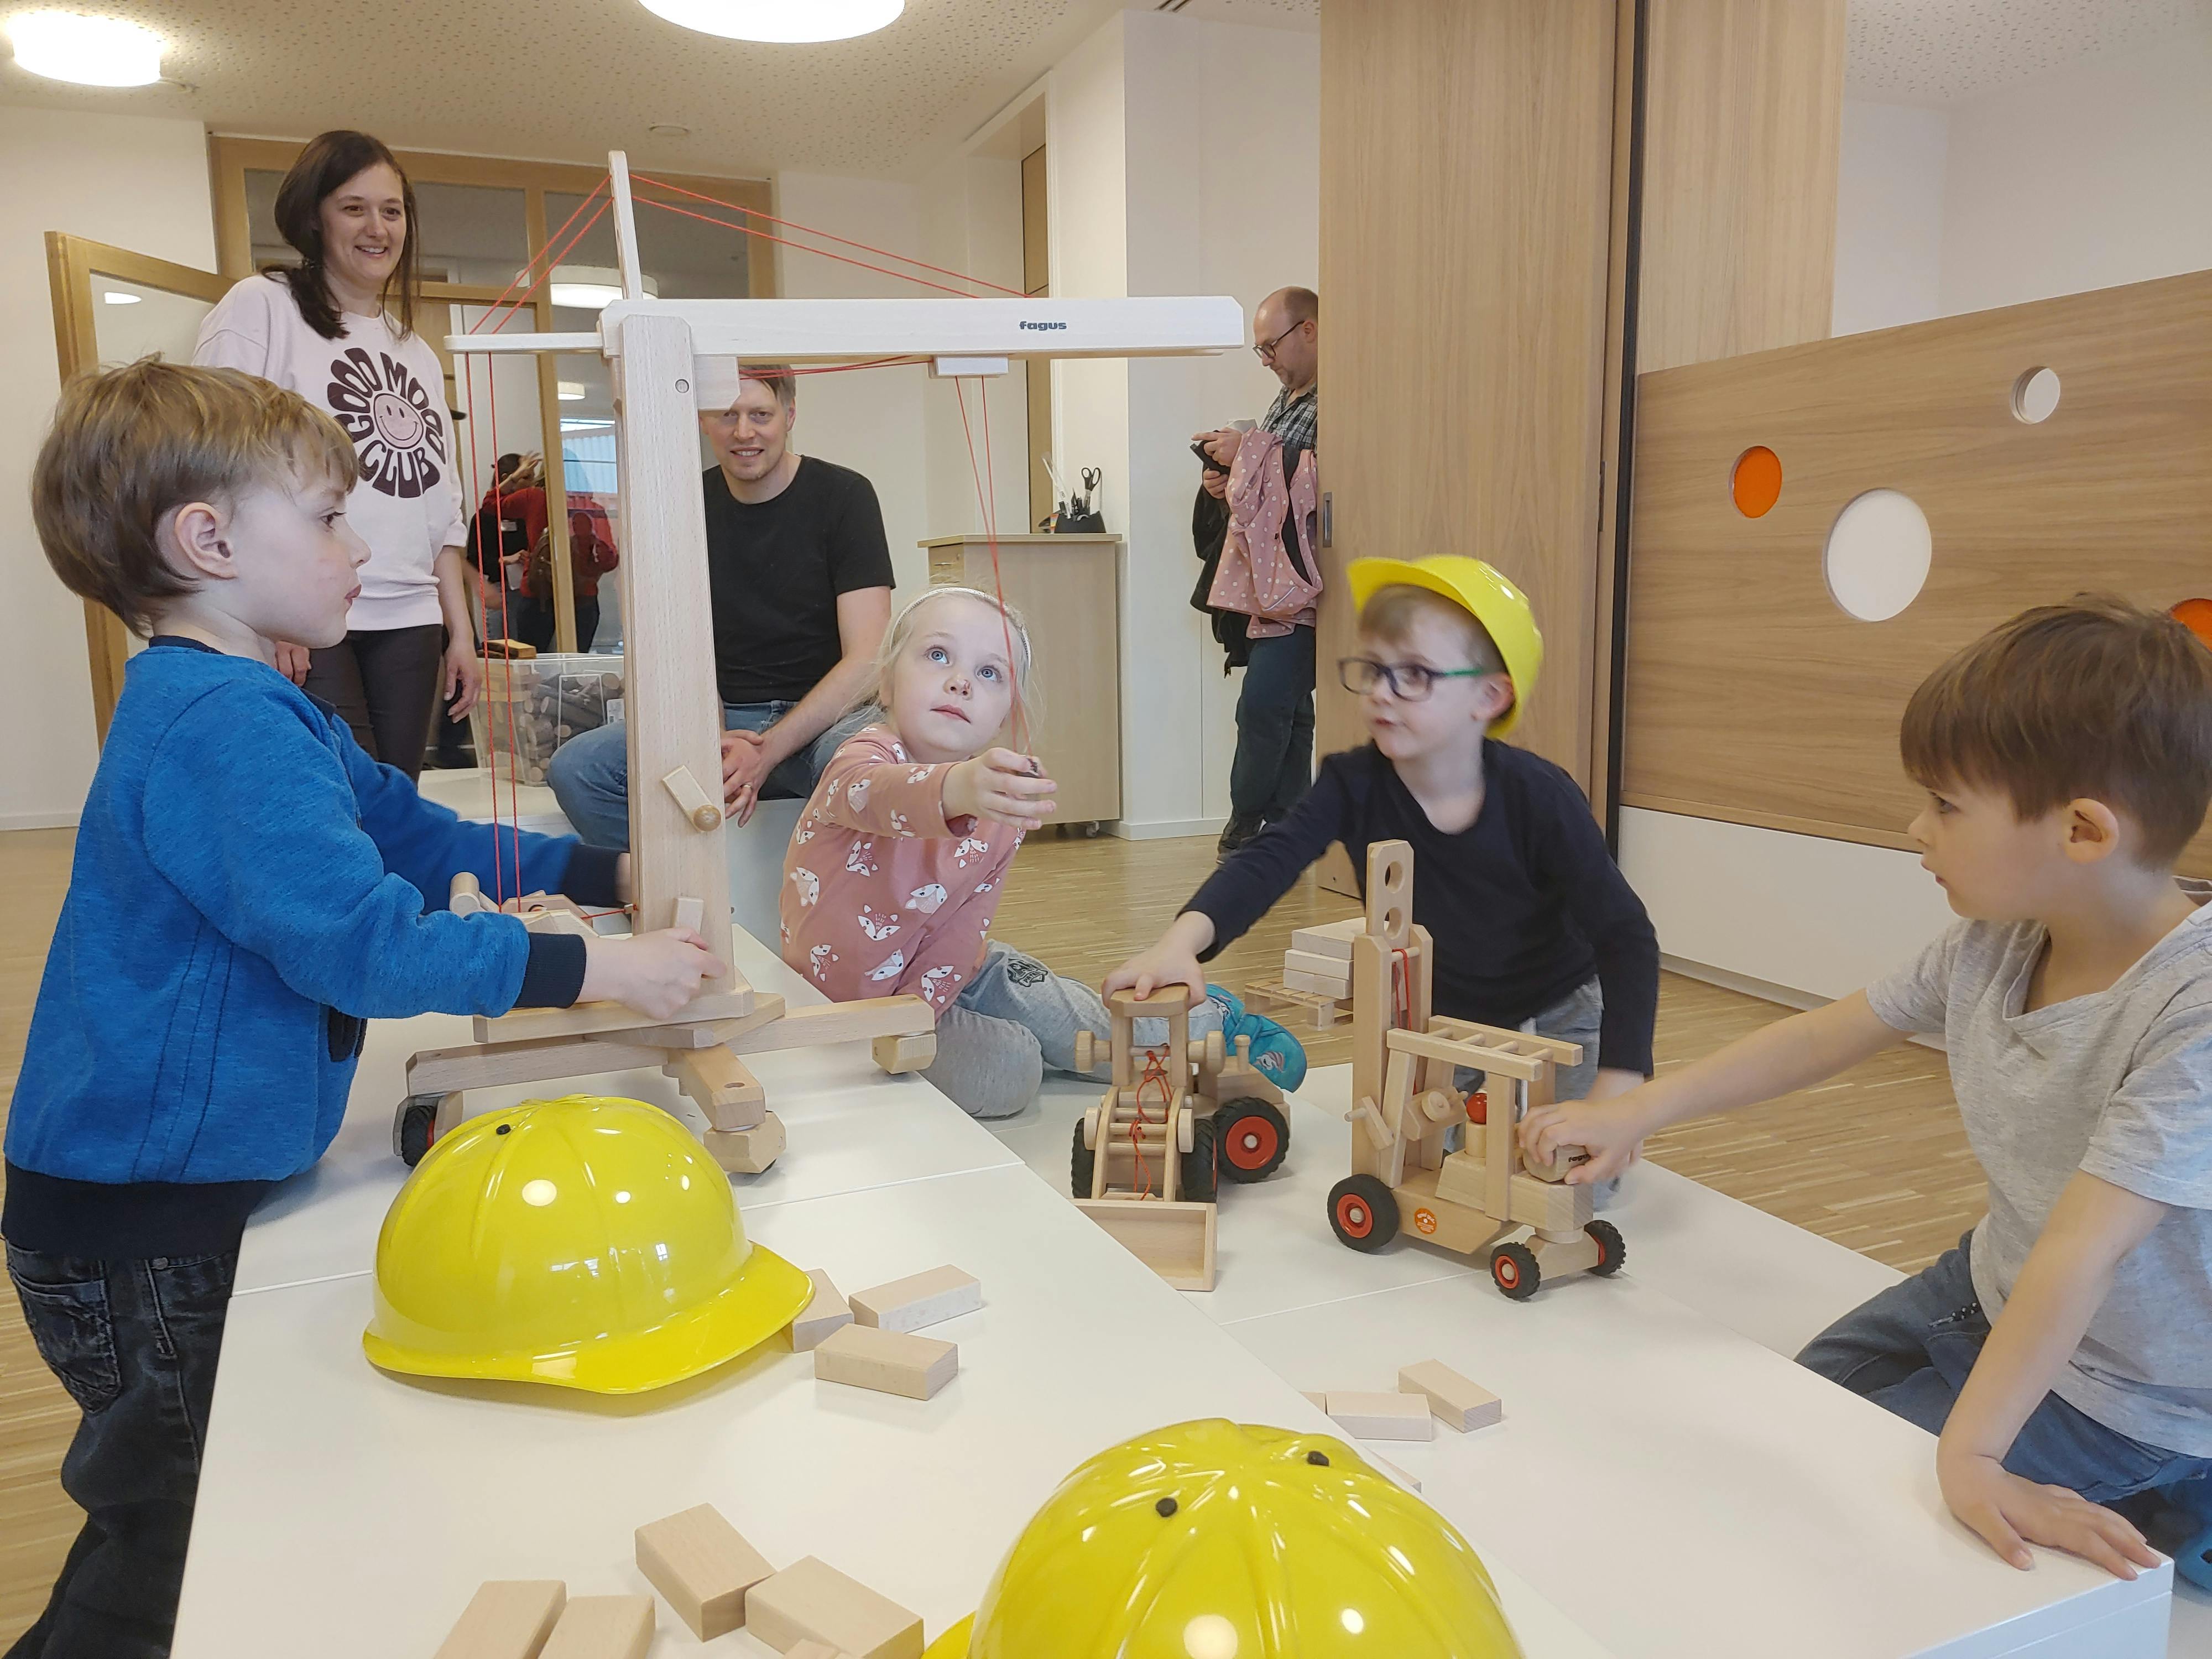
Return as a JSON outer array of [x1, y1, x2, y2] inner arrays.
[[1830, 99, 1946, 337], [0, 107, 217, 830], [1048, 9, 1320, 834], [1939, 24, 2212, 317]]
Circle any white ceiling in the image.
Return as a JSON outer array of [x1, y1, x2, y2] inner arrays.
[[0, 0, 1313, 180], [1846, 0, 2212, 105]]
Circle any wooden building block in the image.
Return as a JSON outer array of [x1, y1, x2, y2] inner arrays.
[[848, 1266, 980, 1333], [434, 1580, 567, 1659], [1399, 1360, 1503, 1432], [1290, 916, 1363, 959], [672, 895, 706, 935], [473, 984, 754, 1046], [635, 1503, 773, 1640], [870, 1030, 937, 1073], [1368, 1452, 1422, 1493], [1326, 1391, 1436, 1442], [1074, 1197, 1216, 1292], [745, 1557, 922, 1659], [1302, 1390, 1329, 1411], [703, 1112, 785, 1175], [813, 1324, 958, 1401], [539, 1595, 654, 1659], [790, 1269, 852, 1352], [1284, 948, 1354, 981], [665, 1046, 766, 1130], [1285, 967, 1352, 997]]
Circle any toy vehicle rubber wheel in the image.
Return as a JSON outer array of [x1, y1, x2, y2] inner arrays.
[[394, 1095, 442, 1168], [1491, 1241, 1541, 1300], [1070, 1120, 1096, 1198], [1181, 1115, 1219, 1203], [1585, 1219, 1626, 1276], [1217, 1098, 1289, 1183], [1327, 1174, 1398, 1252]]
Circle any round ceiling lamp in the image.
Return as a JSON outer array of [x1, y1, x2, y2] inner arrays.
[[542, 265, 659, 311], [635, 0, 903, 44], [7, 10, 164, 86]]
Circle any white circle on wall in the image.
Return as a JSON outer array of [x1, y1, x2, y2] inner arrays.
[[2012, 366, 2061, 424], [1824, 489, 1932, 622]]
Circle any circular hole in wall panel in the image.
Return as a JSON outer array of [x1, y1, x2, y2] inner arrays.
[[2012, 366, 2061, 424], [1732, 446, 1783, 517], [2173, 598, 2212, 650], [1824, 489, 1933, 622]]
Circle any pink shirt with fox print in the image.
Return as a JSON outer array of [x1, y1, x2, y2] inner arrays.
[[779, 724, 1022, 1008]]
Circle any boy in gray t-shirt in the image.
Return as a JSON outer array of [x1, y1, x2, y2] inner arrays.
[[1523, 598, 2212, 1583]]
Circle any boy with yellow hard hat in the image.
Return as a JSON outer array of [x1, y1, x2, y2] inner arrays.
[[1109, 555, 1658, 1108]]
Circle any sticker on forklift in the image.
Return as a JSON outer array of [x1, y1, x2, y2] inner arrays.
[[1415, 1209, 1438, 1235]]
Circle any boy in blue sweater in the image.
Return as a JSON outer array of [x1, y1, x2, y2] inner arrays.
[[1109, 555, 1658, 1105], [4, 360, 722, 1658]]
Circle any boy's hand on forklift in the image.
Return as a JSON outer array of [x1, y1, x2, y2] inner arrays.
[[946, 748, 1058, 830], [1520, 1092, 1653, 1185], [1104, 913, 1214, 1011], [579, 929, 726, 1021]]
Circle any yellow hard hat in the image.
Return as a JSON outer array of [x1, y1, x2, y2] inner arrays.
[[922, 1419, 1524, 1659], [1347, 556, 1543, 735], [362, 1095, 810, 1395]]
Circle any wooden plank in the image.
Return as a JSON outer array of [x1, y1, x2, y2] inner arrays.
[[1324, 1391, 1435, 1442], [634, 1504, 771, 1641], [664, 1046, 766, 1131], [1385, 1026, 1546, 1082], [539, 1595, 653, 1659], [1074, 1199, 1215, 1292], [1623, 267, 2212, 876], [473, 985, 754, 1046], [1318, 0, 1619, 790], [614, 309, 738, 963], [1289, 916, 1363, 959], [751, 995, 935, 1051], [434, 1580, 566, 1659], [1427, 1016, 1583, 1064], [745, 1557, 923, 1659], [848, 1266, 981, 1334], [790, 1269, 853, 1352], [812, 1325, 958, 1402], [1436, 1152, 1590, 1235], [1286, 967, 1353, 996], [408, 1034, 679, 1095], [1399, 1359, 1503, 1432], [1378, 1047, 1414, 1187], [1284, 948, 1354, 979], [1387, 1168, 1513, 1257], [588, 997, 787, 1048]]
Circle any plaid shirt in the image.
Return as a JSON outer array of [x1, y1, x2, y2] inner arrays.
[[1261, 383, 1318, 451]]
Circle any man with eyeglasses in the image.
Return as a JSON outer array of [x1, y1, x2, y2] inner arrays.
[[547, 364, 892, 848], [1193, 286, 1321, 856]]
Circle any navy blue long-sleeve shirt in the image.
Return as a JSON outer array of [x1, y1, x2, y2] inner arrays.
[[1188, 742, 1659, 1074], [4, 638, 622, 1257]]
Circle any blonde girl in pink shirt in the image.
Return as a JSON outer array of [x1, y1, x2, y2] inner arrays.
[[782, 587, 1239, 1117]]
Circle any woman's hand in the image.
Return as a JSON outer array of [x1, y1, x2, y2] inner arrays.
[[442, 635, 482, 718], [274, 641, 313, 685], [945, 748, 1057, 830]]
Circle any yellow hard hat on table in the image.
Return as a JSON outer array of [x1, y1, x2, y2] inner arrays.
[[362, 1094, 810, 1395], [923, 1418, 1524, 1659], [1347, 555, 1543, 736]]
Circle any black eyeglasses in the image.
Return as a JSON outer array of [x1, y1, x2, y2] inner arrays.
[[1252, 321, 1306, 361], [1339, 656, 1489, 702]]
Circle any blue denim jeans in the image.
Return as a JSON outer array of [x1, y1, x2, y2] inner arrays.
[[1798, 1230, 2212, 1504], [1228, 626, 1316, 825], [925, 942, 1222, 1121], [546, 701, 868, 851], [5, 1244, 237, 1659]]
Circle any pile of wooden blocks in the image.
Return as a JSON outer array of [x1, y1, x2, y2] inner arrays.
[[1300, 1359, 1504, 1491], [1246, 916, 1361, 1028], [796, 1265, 980, 1402], [474, 660, 624, 787], [435, 1499, 924, 1658]]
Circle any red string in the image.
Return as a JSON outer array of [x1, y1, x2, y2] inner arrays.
[[632, 173, 1026, 296], [637, 195, 990, 299], [467, 181, 611, 335], [458, 350, 506, 906], [1131, 1046, 1175, 1201]]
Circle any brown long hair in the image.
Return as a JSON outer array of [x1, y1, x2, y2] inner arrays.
[[268, 130, 421, 341]]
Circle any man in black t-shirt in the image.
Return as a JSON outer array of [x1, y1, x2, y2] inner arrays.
[[547, 367, 894, 849]]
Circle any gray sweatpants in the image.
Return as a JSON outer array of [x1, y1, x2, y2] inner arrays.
[[1451, 976, 1620, 1204], [925, 941, 1222, 1120]]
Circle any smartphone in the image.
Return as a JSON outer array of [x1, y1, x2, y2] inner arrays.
[[1190, 439, 1231, 475]]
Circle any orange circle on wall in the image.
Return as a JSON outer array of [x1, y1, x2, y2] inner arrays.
[[2173, 598, 2212, 649], [1732, 446, 1783, 518]]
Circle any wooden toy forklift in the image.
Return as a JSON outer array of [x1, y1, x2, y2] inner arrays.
[[1323, 841, 1625, 1300], [1067, 987, 1293, 1291]]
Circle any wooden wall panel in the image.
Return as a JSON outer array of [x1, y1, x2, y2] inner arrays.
[[1635, 0, 1844, 374], [1621, 268, 2212, 874], [1318, 0, 1620, 795]]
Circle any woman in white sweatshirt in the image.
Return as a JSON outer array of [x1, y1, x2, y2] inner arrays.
[[194, 129, 480, 778]]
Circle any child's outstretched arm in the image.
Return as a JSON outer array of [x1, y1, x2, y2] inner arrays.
[[1520, 991, 1908, 1183], [1935, 1172, 2166, 1578], [815, 737, 1056, 837]]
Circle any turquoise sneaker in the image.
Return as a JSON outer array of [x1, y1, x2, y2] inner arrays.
[[1208, 984, 1308, 1093]]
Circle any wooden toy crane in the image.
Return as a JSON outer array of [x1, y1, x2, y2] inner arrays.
[[1324, 840, 1626, 1299], [393, 154, 1245, 1175]]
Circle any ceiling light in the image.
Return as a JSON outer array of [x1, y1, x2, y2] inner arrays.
[[636, 0, 903, 44], [648, 123, 692, 138], [557, 381, 586, 401], [7, 11, 163, 86], [102, 289, 142, 304], [542, 265, 658, 311]]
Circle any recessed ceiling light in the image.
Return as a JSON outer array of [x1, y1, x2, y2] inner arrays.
[[648, 123, 692, 138], [636, 0, 902, 44], [7, 11, 163, 86], [557, 380, 586, 401], [102, 289, 142, 304]]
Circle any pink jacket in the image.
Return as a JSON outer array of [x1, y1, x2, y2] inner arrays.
[[1208, 426, 1321, 639], [779, 725, 1022, 1010]]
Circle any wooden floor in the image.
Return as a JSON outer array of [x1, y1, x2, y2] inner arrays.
[[0, 823, 1979, 1639]]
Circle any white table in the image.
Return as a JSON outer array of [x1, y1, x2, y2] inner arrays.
[[176, 1166, 1608, 1658]]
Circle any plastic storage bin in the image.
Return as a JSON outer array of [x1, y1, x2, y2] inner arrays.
[[470, 655, 624, 786]]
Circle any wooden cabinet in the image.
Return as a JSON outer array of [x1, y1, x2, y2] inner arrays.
[[920, 534, 1123, 828]]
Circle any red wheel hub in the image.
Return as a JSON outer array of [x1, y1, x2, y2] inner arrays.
[[1335, 1194, 1373, 1238], [1224, 1115, 1280, 1170], [1494, 1254, 1519, 1288]]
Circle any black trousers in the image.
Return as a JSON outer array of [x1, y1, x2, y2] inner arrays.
[[302, 624, 445, 780], [510, 594, 599, 654], [5, 1245, 236, 1659]]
